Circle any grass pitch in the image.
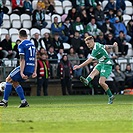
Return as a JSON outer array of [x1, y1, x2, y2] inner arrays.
[[0, 95, 133, 133]]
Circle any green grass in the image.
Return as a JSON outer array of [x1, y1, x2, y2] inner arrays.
[[0, 95, 133, 133]]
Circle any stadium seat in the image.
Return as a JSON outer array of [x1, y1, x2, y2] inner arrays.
[[30, 28, 40, 37], [126, 42, 133, 57], [116, 58, 127, 71], [32, 0, 38, 10], [41, 28, 51, 36], [125, 7, 133, 15], [2, 14, 11, 28], [20, 14, 31, 22], [6, 0, 12, 14], [22, 20, 32, 29], [2, 58, 12, 67], [63, 42, 70, 50], [51, 14, 61, 22], [12, 19, 21, 29], [45, 14, 52, 29], [62, 0, 72, 14], [5, 0, 11, 5], [129, 57, 133, 70], [123, 14, 131, 22], [10, 14, 20, 22], [9, 28, 19, 42], [0, 29, 9, 41], [101, 0, 108, 9], [6, 5, 12, 14], [54, 0, 63, 14]]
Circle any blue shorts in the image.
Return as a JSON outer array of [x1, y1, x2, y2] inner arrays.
[[10, 66, 33, 82]]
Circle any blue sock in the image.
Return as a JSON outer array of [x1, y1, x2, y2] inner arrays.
[[3, 82, 12, 101], [15, 85, 25, 100]]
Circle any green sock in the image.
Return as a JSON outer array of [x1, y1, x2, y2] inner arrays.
[[86, 76, 92, 82], [106, 88, 113, 97]]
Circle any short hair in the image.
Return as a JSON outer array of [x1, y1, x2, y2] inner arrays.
[[19, 30, 27, 37], [84, 36, 94, 41]]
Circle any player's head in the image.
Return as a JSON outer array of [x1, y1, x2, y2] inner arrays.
[[19, 30, 28, 39], [84, 36, 95, 49]]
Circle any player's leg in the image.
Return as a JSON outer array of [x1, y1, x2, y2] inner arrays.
[[0, 75, 13, 107], [80, 65, 100, 86], [99, 64, 115, 104], [99, 77, 115, 104], [12, 81, 29, 108]]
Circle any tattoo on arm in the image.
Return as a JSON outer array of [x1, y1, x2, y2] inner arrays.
[[20, 55, 25, 61]]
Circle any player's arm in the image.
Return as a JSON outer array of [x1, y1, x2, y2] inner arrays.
[[20, 54, 28, 79], [32, 56, 37, 78], [105, 42, 118, 49], [73, 58, 93, 70]]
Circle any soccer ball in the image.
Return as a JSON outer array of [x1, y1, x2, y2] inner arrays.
[[0, 82, 6, 92]]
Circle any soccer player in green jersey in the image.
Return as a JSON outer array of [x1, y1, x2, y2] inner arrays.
[[73, 36, 117, 104]]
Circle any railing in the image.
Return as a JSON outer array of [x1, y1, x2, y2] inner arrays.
[[1, 57, 133, 81]]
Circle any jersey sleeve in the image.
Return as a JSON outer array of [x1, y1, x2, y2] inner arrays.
[[18, 43, 25, 55]]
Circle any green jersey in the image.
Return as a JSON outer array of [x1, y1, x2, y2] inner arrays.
[[90, 42, 112, 65]]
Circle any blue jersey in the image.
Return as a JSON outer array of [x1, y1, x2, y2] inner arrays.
[[18, 40, 36, 73]]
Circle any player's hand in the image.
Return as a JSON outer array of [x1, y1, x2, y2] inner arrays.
[[113, 42, 118, 47], [73, 65, 80, 70], [32, 72, 37, 78], [21, 73, 28, 79]]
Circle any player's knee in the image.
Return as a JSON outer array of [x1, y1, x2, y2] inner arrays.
[[99, 81, 105, 87], [12, 82, 19, 88]]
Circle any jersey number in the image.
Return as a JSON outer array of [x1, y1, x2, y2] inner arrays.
[[28, 46, 35, 56]]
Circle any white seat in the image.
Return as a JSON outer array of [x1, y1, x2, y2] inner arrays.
[[22, 20, 32, 29], [62, 0, 72, 10], [116, 58, 127, 71], [11, 34, 19, 42], [123, 14, 131, 22], [129, 57, 133, 70], [12, 19, 21, 29], [41, 28, 51, 36], [5, 0, 11, 5], [32, 0, 38, 10], [45, 14, 52, 29], [10, 14, 20, 22], [54, 0, 63, 14], [0, 29, 9, 41], [125, 1, 132, 6], [125, 7, 133, 15], [2, 19, 11, 29], [55, 6, 63, 14], [3, 58, 12, 67], [30, 28, 40, 37], [63, 42, 70, 50], [11, 58, 18, 67], [126, 42, 133, 57], [6, 5, 12, 14], [1, 28, 8, 34], [102, 0, 108, 9], [2, 14, 11, 28], [64, 6, 72, 14], [45, 14, 51, 21], [20, 14, 31, 22], [9, 28, 19, 42], [55, 0, 62, 6], [51, 14, 61, 22]]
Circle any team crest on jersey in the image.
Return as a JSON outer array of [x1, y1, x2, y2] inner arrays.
[[101, 70, 105, 73]]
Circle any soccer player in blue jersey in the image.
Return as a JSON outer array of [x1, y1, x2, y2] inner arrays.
[[0, 30, 37, 108]]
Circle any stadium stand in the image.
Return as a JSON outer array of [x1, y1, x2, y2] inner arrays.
[[0, 0, 133, 96]]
